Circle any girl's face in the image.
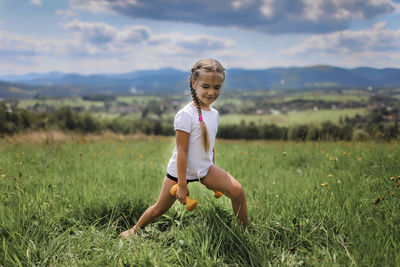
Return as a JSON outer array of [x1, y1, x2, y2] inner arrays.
[[193, 72, 224, 109]]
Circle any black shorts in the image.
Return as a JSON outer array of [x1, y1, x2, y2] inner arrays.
[[166, 173, 203, 183]]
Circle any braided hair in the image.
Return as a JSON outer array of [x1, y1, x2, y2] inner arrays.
[[190, 59, 225, 152]]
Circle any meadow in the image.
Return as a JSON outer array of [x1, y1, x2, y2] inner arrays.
[[1, 137, 399, 266], [218, 108, 368, 127]]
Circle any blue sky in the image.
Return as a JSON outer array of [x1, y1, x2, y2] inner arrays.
[[1, 0, 400, 75]]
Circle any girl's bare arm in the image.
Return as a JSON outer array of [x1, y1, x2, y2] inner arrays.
[[176, 130, 190, 204]]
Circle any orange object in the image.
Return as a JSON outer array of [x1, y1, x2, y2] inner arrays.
[[213, 190, 223, 198], [170, 184, 178, 196], [170, 184, 198, 211], [185, 197, 198, 211]]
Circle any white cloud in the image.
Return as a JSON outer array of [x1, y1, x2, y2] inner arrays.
[[281, 21, 400, 56], [260, 0, 275, 18], [69, 0, 138, 14], [116, 26, 151, 44], [232, 0, 253, 10], [56, 9, 78, 17], [30, 0, 42, 5], [0, 20, 238, 74], [150, 33, 235, 53], [64, 20, 120, 44], [0, 30, 54, 56], [70, 0, 112, 13], [62, 20, 234, 54], [64, 20, 152, 46], [302, 0, 324, 21]]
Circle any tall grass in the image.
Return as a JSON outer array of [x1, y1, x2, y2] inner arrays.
[[1, 138, 399, 266]]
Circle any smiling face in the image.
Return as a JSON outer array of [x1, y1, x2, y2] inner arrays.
[[192, 72, 224, 109]]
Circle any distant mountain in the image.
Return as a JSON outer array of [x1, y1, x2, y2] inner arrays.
[[351, 67, 400, 86], [1, 66, 400, 98], [1, 71, 66, 83], [0, 80, 106, 99]]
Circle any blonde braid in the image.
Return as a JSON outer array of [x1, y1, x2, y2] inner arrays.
[[190, 79, 210, 151], [189, 59, 225, 152]]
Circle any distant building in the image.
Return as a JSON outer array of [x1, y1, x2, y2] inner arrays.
[[269, 108, 280, 115], [108, 105, 139, 113]]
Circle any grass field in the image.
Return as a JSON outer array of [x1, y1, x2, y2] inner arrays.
[[218, 89, 372, 103], [1, 137, 399, 266], [273, 90, 371, 103], [97, 107, 369, 127], [16, 97, 105, 110], [15, 95, 169, 111], [219, 108, 369, 127]]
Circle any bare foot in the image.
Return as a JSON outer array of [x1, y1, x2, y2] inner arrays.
[[120, 226, 138, 238]]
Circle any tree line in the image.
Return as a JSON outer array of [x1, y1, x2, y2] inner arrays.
[[0, 103, 398, 141]]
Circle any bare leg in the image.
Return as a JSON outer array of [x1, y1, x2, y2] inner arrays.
[[201, 165, 248, 227], [120, 177, 177, 238]]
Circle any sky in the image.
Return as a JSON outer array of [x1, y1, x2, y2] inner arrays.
[[1, 0, 400, 75]]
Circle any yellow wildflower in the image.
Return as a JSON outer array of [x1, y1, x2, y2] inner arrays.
[[328, 174, 333, 178], [390, 177, 395, 181], [1, 174, 5, 178], [321, 182, 328, 187], [329, 157, 333, 161], [343, 152, 346, 155]]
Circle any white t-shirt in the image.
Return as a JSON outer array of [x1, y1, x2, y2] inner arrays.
[[167, 102, 219, 180]]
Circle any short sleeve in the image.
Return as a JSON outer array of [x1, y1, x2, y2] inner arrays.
[[174, 110, 192, 133]]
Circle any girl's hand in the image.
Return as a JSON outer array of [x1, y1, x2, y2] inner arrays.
[[177, 184, 189, 205]]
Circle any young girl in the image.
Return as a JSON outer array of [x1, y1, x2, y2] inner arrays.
[[121, 58, 248, 238]]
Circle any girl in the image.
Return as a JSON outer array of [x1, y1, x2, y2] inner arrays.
[[120, 58, 248, 238]]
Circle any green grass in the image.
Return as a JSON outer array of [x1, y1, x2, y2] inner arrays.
[[1, 138, 399, 266], [115, 95, 164, 104], [219, 108, 368, 127], [276, 90, 370, 103], [220, 89, 371, 103], [93, 112, 143, 121], [16, 95, 169, 111], [17, 97, 105, 110]]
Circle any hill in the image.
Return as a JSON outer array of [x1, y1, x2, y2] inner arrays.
[[1, 66, 400, 98]]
